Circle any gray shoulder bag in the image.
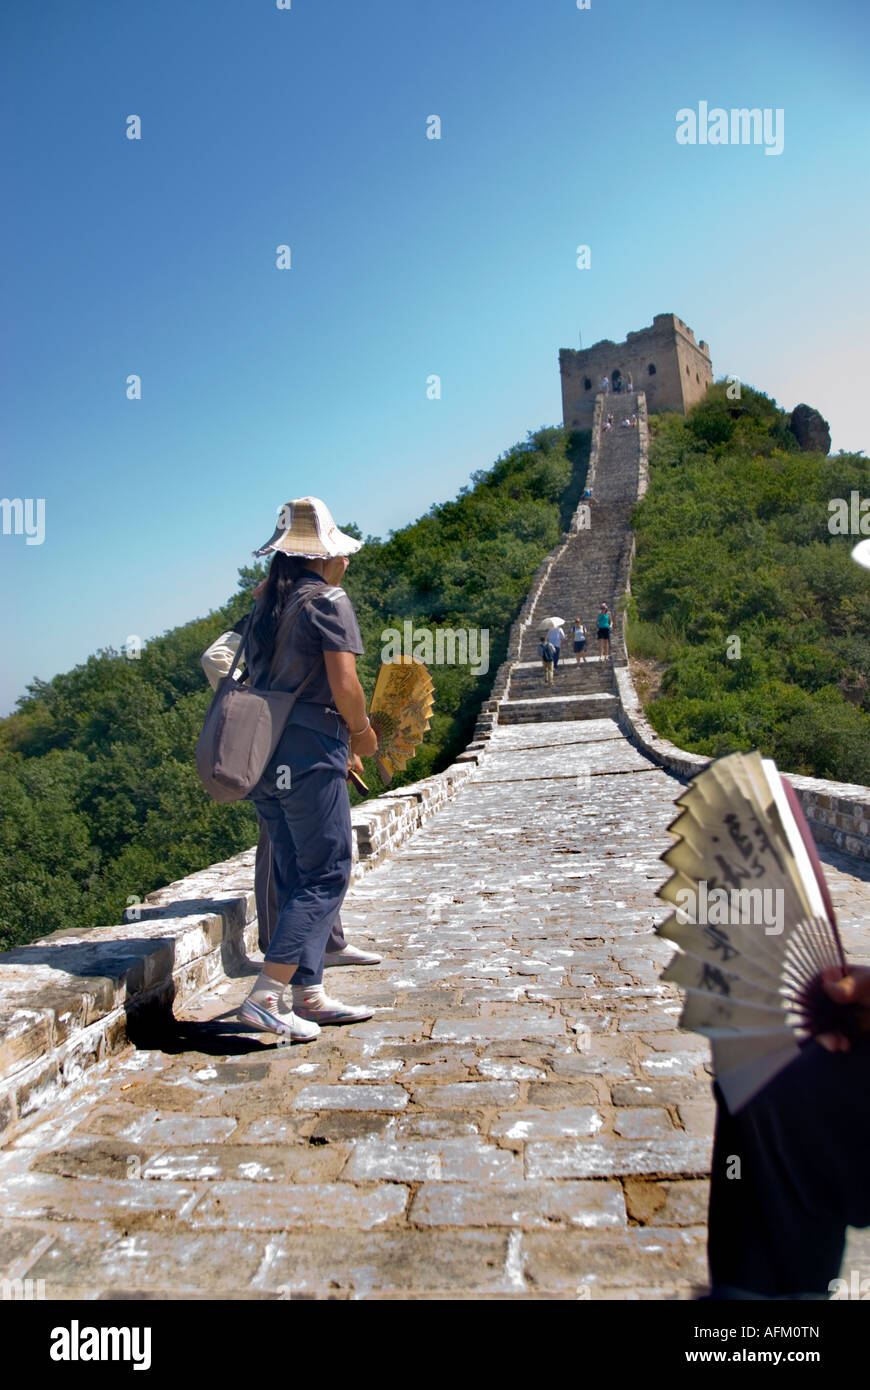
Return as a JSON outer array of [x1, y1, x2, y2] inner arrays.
[[195, 594, 320, 803]]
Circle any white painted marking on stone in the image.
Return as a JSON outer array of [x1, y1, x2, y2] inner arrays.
[[252, 1238, 286, 1290], [504, 1121, 532, 1139], [341, 1060, 402, 1082], [504, 1231, 526, 1289]]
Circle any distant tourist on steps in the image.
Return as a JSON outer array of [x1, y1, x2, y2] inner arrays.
[[597, 603, 612, 659], [547, 622, 566, 671], [572, 619, 587, 664], [538, 637, 556, 685]]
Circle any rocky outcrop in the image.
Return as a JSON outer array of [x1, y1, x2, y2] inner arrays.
[[788, 403, 831, 454]]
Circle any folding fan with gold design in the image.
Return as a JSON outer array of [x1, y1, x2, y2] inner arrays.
[[368, 656, 434, 784], [346, 657, 434, 795], [656, 750, 855, 1113]]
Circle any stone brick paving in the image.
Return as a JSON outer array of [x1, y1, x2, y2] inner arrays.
[[3, 715, 870, 1299]]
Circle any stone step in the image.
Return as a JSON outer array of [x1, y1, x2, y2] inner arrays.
[[518, 632, 621, 657], [497, 692, 620, 724], [509, 662, 615, 696]]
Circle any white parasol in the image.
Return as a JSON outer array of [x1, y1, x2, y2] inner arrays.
[[538, 616, 566, 634]]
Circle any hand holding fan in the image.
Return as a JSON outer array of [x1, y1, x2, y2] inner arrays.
[[656, 750, 856, 1112]]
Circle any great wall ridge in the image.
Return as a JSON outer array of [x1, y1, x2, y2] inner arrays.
[[1, 392, 869, 1298]]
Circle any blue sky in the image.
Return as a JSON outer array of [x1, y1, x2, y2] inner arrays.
[[2, 0, 868, 715]]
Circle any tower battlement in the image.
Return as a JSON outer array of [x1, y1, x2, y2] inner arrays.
[[560, 313, 713, 428]]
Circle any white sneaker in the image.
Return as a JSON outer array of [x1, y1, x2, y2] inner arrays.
[[324, 944, 382, 967], [293, 992, 373, 1026], [237, 995, 321, 1042]]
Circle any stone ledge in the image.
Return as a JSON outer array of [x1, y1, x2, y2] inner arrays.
[[0, 759, 476, 1138]]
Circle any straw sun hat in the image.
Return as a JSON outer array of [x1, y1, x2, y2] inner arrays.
[[253, 496, 364, 560]]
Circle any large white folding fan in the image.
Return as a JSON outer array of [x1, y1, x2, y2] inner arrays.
[[656, 750, 855, 1112]]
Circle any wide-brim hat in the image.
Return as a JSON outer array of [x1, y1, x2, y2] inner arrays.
[[253, 496, 364, 559]]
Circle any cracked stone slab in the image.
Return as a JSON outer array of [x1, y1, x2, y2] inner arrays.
[[140, 1145, 348, 1184], [187, 1181, 410, 1231], [490, 1107, 604, 1142], [431, 1016, 565, 1043], [342, 1136, 524, 1183], [525, 1136, 712, 1180], [27, 1224, 266, 1292], [522, 1227, 708, 1294], [410, 1082, 519, 1109], [410, 1180, 627, 1230], [250, 1229, 512, 1296], [292, 1085, 409, 1113], [0, 1172, 198, 1223]]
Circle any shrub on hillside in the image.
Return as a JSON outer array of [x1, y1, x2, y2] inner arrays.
[[629, 383, 870, 783]]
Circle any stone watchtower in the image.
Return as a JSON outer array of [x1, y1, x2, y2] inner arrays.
[[560, 313, 713, 430]]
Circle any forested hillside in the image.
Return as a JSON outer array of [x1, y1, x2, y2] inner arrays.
[[0, 427, 589, 949], [627, 383, 870, 783]]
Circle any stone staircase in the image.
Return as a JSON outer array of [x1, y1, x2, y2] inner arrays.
[[497, 394, 642, 725]]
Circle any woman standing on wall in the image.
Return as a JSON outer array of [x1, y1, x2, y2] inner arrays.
[[237, 497, 379, 1041], [571, 618, 587, 665], [596, 602, 612, 661]]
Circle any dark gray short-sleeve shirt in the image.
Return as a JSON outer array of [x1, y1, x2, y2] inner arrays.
[[247, 572, 363, 707]]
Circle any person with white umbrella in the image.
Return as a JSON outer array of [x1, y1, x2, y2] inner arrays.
[[538, 616, 566, 680]]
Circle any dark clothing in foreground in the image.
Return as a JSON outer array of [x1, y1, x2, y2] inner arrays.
[[708, 1038, 870, 1297]]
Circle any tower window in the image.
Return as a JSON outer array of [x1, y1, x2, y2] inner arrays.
[[584, 377, 592, 391], [685, 364, 690, 375], [648, 363, 656, 376]]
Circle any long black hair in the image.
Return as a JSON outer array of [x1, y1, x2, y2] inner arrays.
[[251, 553, 310, 662]]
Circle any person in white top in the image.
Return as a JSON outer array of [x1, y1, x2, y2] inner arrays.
[[547, 624, 566, 673], [571, 619, 587, 664]]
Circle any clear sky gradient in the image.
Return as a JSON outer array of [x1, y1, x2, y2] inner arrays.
[[2, 0, 868, 714]]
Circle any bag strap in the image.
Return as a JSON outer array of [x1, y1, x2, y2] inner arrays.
[[225, 607, 257, 684]]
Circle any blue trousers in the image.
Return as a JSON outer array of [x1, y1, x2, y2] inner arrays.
[[254, 816, 345, 956], [252, 723, 352, 984]]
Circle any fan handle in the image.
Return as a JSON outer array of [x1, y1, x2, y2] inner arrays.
[[781, 775, 848, 975], [346, 769, 370, 797]]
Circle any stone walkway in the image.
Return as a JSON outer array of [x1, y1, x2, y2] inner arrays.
[[3, 717, 870, 1299]]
